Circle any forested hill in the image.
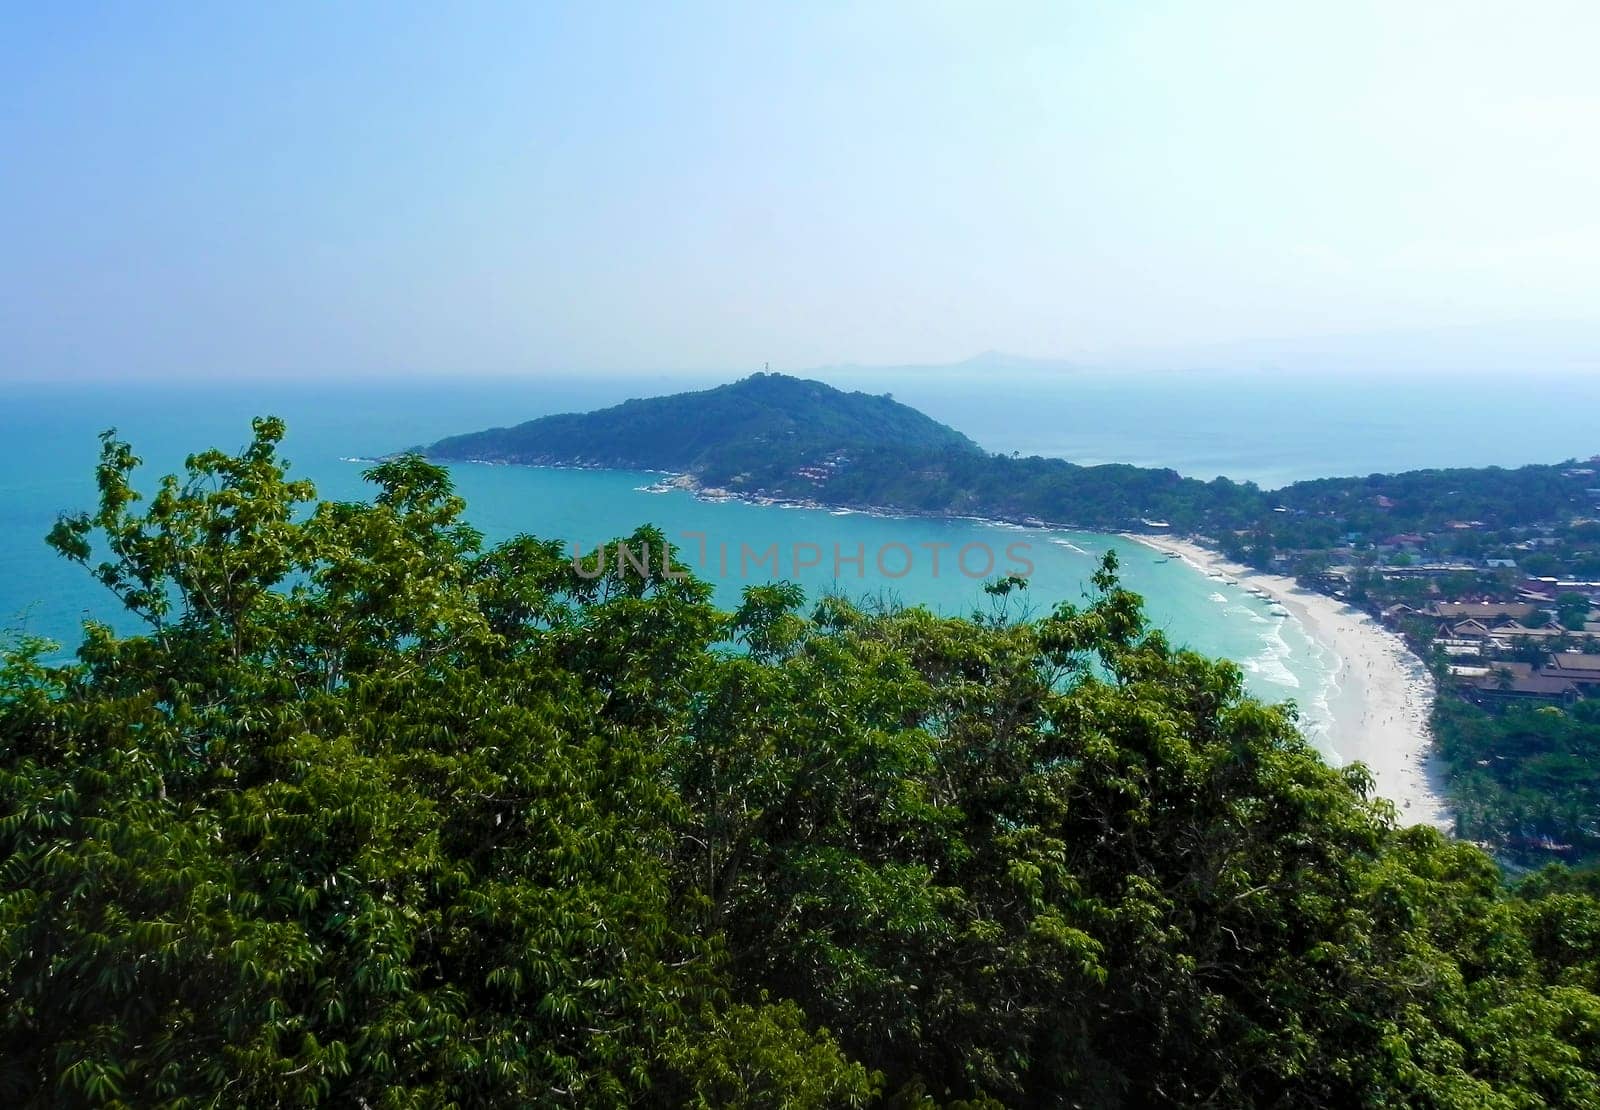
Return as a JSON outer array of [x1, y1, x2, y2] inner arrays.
[[14, 419, 1600, 1106], [424, 372, 980, 473], [425, 373, 1597, 536]]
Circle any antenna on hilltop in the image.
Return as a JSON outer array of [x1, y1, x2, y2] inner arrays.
[[764, 362, 770, 372]]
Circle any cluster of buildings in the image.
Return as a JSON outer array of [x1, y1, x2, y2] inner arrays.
[[790, 452, 850, 486], [1381, 591, 1600, 707], [1267, 499, 1600, 709]]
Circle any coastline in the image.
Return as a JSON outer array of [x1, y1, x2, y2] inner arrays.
[[1125, 534, 1452, 831], [445, 459, 1079, 528], [673, 468, 1453, 833], [437, 458, 1453, 830]]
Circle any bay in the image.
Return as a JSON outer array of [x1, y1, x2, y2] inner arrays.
[[15, 367, 1592, 764]]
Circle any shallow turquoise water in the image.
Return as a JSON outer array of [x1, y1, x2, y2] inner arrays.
[[22, 369, 1586, 762]]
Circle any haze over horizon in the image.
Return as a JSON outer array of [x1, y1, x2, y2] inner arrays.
[[5, 2, 1600, 381]]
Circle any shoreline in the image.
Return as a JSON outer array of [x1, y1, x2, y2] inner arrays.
[[673, 467, 1454, 832], [438, 458, 1084, 529], [433, 458, 1453, 830], [1124, 534, 1450, 830]]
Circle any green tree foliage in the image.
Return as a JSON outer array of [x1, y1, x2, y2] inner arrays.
[[7, 420, 1600, 1106], [1557, 593, 1594, 632], [3, 421, 871, 1107], [1435, 698, 1600, 859]]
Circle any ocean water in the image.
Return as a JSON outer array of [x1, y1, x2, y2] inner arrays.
[[9, 370, 1595, 762], [848, 367, 1600, 487]]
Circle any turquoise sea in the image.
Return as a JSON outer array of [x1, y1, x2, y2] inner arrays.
[[6, 371, 1600, 762]]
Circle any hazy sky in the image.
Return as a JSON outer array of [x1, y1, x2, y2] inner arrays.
[[4, 2, 1598, 379]]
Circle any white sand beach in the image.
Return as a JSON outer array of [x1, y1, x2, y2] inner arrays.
[[1127, 534, 1451, 831]]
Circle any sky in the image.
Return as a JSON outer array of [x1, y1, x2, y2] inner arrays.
[[3, 1, 1599, 380]]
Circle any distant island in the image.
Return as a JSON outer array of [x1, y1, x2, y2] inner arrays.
[[423, 371, 1254, 530], [426, 373, 1600, 862], [423, 372, 1596, 543], [424, 371, 979, 473]]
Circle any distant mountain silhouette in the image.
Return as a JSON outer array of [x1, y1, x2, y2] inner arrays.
[[424, 372, 980, 473]]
